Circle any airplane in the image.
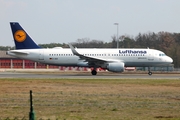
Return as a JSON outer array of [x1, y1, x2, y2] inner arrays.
[[7, 22, 173, 75]]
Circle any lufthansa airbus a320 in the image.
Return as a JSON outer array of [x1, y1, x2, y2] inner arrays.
[[7, 22, 173, 75]]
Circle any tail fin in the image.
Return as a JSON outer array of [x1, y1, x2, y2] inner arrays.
[[10, 22, 41, 49]]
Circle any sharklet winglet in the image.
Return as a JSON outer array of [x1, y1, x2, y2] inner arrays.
[[68, 44, 81, 56]]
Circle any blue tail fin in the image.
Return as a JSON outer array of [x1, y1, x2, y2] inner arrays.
[[10, 22, 41, 49]]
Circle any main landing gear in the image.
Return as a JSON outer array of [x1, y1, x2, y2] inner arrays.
[[148, 67, 152, 76], [91, 69, 97, 75]]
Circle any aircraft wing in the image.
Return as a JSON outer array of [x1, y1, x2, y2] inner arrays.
[[69, 44, 121, 65]]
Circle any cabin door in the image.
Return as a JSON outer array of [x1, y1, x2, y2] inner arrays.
[[148, 51, 154, 61]]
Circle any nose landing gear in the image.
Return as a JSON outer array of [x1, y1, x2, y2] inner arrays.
[[148, 67, 152, 75], [148, 71, 152, 75]]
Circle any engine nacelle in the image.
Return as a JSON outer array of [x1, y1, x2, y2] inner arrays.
[[77, 62, 89, 67], [107, 62, 124, 72]]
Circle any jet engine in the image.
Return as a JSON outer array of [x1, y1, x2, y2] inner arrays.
[[77, 61, 89, 67], [107, 62, 124, 72]]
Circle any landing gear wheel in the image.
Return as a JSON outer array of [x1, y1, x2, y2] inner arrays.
[[148, 67, 152, 76], [91, 70, 97, 75], [148, 71, 152, 76]]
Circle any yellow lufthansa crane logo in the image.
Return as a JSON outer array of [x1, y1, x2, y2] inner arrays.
[[14, 30, 26, 42]]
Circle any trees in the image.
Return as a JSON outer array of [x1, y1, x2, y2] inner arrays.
[[72, 38, 105, 48]]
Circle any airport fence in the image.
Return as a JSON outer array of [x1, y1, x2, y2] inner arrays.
[[2, 89, 121, 120], [0, 90, 63, 120]]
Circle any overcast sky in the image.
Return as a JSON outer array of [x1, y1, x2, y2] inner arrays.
[[1, 0, 180, 46]]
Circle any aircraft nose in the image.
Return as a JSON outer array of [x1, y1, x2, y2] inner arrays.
[[168, 57, 173, 63]]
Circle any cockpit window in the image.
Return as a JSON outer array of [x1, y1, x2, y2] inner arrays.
[[159, 54, 166, 56]]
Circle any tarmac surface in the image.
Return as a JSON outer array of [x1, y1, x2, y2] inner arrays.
[[0, 69, 179, 79]]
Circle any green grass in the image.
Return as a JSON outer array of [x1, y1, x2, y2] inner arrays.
[[0, 78, 180, 120]]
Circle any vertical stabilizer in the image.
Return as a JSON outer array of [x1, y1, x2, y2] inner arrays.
[[10, 22, 40, 49]]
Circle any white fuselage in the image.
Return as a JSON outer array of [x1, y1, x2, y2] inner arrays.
[[7, 48, 173, 68]]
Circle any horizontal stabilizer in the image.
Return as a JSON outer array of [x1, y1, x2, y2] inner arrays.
[[7, 50, 29, 55]]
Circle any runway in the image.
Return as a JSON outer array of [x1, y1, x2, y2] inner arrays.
[[0, 71, 180, 79]]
